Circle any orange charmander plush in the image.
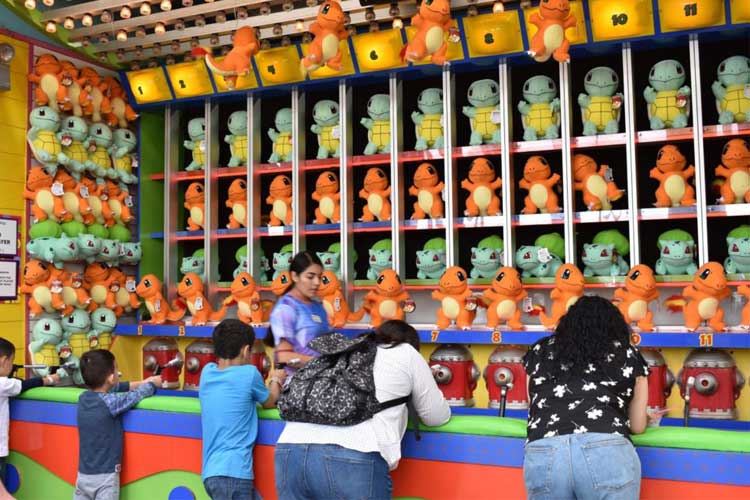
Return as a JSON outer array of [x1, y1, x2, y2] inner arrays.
[[519, 155, 561, 214], [400, 0, 454, 65], [527, 0, 576, 63], [312, 171, 341, 224], [271, 271, 293, 296], [20, 260, 65, 316], [360, 269, 413, 328], [739, 285, 750, 329], [432, 266, 476, 330], [461, 157, 502, 217], [24, 167, 69, 223], [226, 178, 248, 229], [136, 274, 186, 324], [482, 267, 527, 330], [52, 269, 92, 316], [225, 272, 268, 326], [409, 163, 445, 219], [108, 268, 141, 316], [683, 262, 731, 332], [614, 265, 660, 331], [57, 60, 90, 117], [102, 76, 138, 128], [317, 271, 365, 328], [649, 144, 696, 207], [28, 54, 66, 110], [301, 0, 349, 73], [540, 264, 584, 329], [359, 167, 391, 222], [83, 263, 117, 312], [78, 67, 112, 123], [714, 138, 750, 205], [193, 26, 259, 89], [572, 154, 624, 211], [80, 176, 115, 227], [267, 175, 293, 226], [176, 272, 227, 326], [184, 182, 205, 231]]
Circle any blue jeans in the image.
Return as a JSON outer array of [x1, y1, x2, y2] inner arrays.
[[524, 433, 641, 500], [203, 476, 259, 500], [274, 443, 392, 500]]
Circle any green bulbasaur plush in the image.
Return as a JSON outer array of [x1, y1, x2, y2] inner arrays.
[[416, 237, 446, 279], [725, 225, 750, 274], [655, 229, 697, 275], [471, 235, 504, 279]]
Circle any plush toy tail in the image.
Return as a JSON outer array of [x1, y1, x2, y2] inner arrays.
[[192, 47, 234, 76], [348, 306, 366, 322], [167, 300, 186, 321], [399, 44, 408, 62], [210, 303, 228, 321]]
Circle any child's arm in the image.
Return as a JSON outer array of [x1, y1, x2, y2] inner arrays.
[[261, 368, 287, 409], [100, 376, 161, 417], [19, 373, 59, 393]]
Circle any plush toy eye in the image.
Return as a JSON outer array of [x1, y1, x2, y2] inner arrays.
[[539, 157, 548, 166], [377, 274, 385, 284], [144, 279, 152, 287], [548, 81, 554, 89], [657, 149, 664, 160], [427, 166, 435, 174], [432, 254, 439, 262], [68, 120, 74, 127], [468, 88, 473, 97], [283, 177, 290, 185], [376, 169, 384, 178], [490, 252, 497, 259], [629, 270, 640, 280], [241, 277, 249, 286], [322, 275, 330, 285], [490, 83, 497, 93], [426, 0, 433, 5], [239, 180, 246, 189], [457, 271, 465, 281], [185, 278, 193, 286], [600, 249, 608, 257], [676, 64, 683, 74], [322, 4, 330, 14], [196, 184, 203, 193], [524, 82, 530, 91], [280, 275, 289, 284], [327, 174, 335, 182], [650, 68, 655, 77], [125, 132, 131, 139], [699, 268, 710, 280], [685, 245, 692, 254], [39, 109, 46, 117], [395, 273, 402, 283], [722, 143, 730, 155], [662, 246, 670, 255], [201, 124, 205, 131], [496, 271, 505, 282], [586, 72, 592, 82], [562, 269, 571, 279]]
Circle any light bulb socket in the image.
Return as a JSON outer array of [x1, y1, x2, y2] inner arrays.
[[467, 5, 478, 16], [182, 0, 193, 6], [210, 35, 219, 45], [272, 24, 282, 35], [165, 55, 176, 65], [170, 41, 180, 51], [24, 0, 35, 10], [147, 59, 158, 68], [216, 12, 227, 23], [116, 50, 125, 61], [45, 21, 57, 33], [195, 15, 206, 27], [221, 45, 232, 55], [174, 19, 185, 30], [152, 44, 163, 55], [131, 62, 141, 71], [365, 8, 375, 21], [369, 21, 379, 32], [302, 32, 313, 44], [136, 27, 146, 38], [343, 13, 351, 24], [82, 14, 93, 27], [63, 17, 75, 30], [346, 25, 357, 37], [98, 53, 108, 63], [81, 37, 91, 47], [281, 36, 291, 46], [98, 34, 110, 44], [183, 54, 194, 62], [140, 2, 151, 16], [190, 38, 200, 48], [282, 1, 293, 12], [120, 6, 132, 19], [306, 0, 317, 6], [134, 46, 144, 56], [389, 4, 400, 17], [42, 0, 54, 6], [100, 10, 112, 23], [116, 30, 128, 42], [260, 2, 271, 15], [237, 7, 248, 19], [260, 40, 271, 50]]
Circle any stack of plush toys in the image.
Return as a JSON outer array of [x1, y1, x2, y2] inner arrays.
[[23, 55, 140, 383]]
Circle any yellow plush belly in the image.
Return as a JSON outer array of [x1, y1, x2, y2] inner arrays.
[[628, 300, 648, 322], [566, 295, 579, 311], [729, 170, 750, 200], [529, 184, 548, 210], [425, 26, 445, 54], [272, 200, 288, 221], [321, 34, 340, 60], [36, 191, 55, 216], [145, 301, 157, 315], [367, 194, 383, 218], [664, 174, 686, 205], [232, 204, 247, 225], [442, 297, 461, 319], [418, 190, 434, 215], [320, 197, 335, 219], [585, 175, 609, 209], [322, 300, 334, 318], [90, 285, 108, 304], [378, 299, 398, 319], [238, 301, 253, 318], [33, 287, 52, 308], [190, 207, 204, 226], [697, 297, 719, 319], [472, 186, 492, 213], [495, 299, 516, 319], [543, 24, 564, 53]]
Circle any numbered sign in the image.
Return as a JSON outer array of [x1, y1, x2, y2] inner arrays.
[[126, 67, 172, 104], [300, 40, 356, 79], [254, 46, 306, 86], [731, 0, 750, 24], [658, 0, 726, 33], [590, 0, 655, 41], [405, 20, 464, 65], [165, 60, 214, 98], [351, 29, 406, 73], [211, 55, 258, 92], [463, 11, 524, 57], [523, 0, 588, 47]]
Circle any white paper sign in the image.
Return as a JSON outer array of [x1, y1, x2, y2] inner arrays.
[[490, 110, 502, 124], [0, 260, 18, 300], [0, 219, 18, 257]]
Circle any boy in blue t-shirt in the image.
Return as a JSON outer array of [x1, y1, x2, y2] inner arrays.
[[200, 319, 286, 500]]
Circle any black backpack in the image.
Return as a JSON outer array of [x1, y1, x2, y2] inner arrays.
[[278, 332, 420, 438]]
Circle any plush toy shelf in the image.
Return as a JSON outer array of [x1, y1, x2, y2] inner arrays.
[[300, 158, 340, 171], [574, 210, 630, 223], [174, 230, 204, 241], [512, 213, 565, 226], [399, 149, 444, 163], [638, 206, 697, 221], [509, 138, 563, 153], [303, 223, 341, 235], [570, 133, 627, 150], [351, 153, 390, 167], [706, 204, 750, 218], [636, 127, 695, 144], [256, 162, 293, 173], [352, 221, 392, 233], [702, 123, 750, 138], [455, 216, 504, 229], [256, 226, 293, 237], [402, 219, 447, 231], [215, 228, 247, 239], [216, 166, 248, 178]]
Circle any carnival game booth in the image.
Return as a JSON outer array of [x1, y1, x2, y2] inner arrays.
[[11, 0, 750, 498]]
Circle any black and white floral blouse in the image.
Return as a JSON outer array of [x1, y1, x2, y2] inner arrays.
[[522, 336, 650, 443]]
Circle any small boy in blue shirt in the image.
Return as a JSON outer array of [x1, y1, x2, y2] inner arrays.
[[200, 319, 286, 500], [75, 350, 161, 500]]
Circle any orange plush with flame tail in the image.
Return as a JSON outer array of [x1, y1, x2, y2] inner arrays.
[[360, 269, 413, 328], [649, 144, 696, 207], [714, 138, 750, 205], [20, 260, 65, 317], [614, 265, 659, 331], [267, 175, 293, 226], [519, 156, 561, 214], [739, 285, 750, 329], [318, 271, 365, 328], [193, 26, 259, 90], [572, 154, 624, 211], [24, 167, 69, 223], [224, 272, 269, 326], [312, 171, 341, 224], [461, 157, 502, 217], [28, 54, 66, 110], [136, 274, 185, 324], [683, 262, 731, 332], [540, 264, 584, 329], [359, 167, 391, 222], [401, 0, 455, 65], [226, 179, 248, 229], [176, 272, 227, 326], [301, 0, 348, 73], [102, 77, 138, 128], [184, 182, 205, 231], [482, 267, 526, 330], [409, 163, 445, 219], [527, 0, 576, 63], [432, 266, 476, 330], [271, 271, 293, 296]]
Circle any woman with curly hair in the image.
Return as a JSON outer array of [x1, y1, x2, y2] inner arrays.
[[522, 295, 650, 500]]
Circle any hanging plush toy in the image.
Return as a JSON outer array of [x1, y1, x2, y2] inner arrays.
[[540, 264, 584, 329], [409, 162, 445, 219], [267, 175, 293, 226], [184, 118, 206, 171], [317, 271, 365, 328], [527, 0, 576, 63], [644, 60, 691, 130], [268, 108, 293, 163], [84, 122, 116, 180], [55, 169, 90, 232], [192, 26, 259, 90], [649, 144, 695, 207], [361, 95, 390, 155], [27, 106, 63, 176], [136, 274, 186, 324], [683, 262, 730, 332], [24, 167, 69, 223], [401, 0, 456, 65], [712, 55, 750, 125], [724, 225, 750, 274], [108, 267, 141, 316], [481, 267, 527, 330], [301, 0, 348, 73], [359, 167, 391, 222], [83, 263, 117, 312], [655, 229, 697, 276], [58, 116, 90, 178], [416, 237, 446, 280], [104, 180, 135, 226], [184, 182, 205, 231], [102, 76, 138, 128], [359, 269, 413, 328], [176, 272, 227, 326], [89, 307, 117, 350], [432, 266, 476, 330], [412, 88, 444, 151], [519, 155, 561, 214], [80, 176, 115, 229], [518, 76, 560, 141], [271, 271, 293, 297], [614, 265, 659, 332], [578, 67, 623, 136], [109, 128, 138, 185], [20, 259, 65, 316], [225, 111, 248, 167], [572, 154, 623, 211], [311, 100, 340, 159], [226, 178, 248, 229], [461, 157, 502, 217], [462, 79, 501, 146], [28, 54, 64, 109], [29, 318, 64, 377], [79, 67, 112, 123], [58, 60, 90, 117], [311, 171, 341, 224], [714, 138, 750, 205]]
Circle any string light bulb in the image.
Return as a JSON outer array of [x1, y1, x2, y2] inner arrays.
[[236, 7, 248, 19], [99, 34, 110, 44], [131, 62, 141, 71], [98, 53, 108, 63], [134, 46, 144, 57], [170, 41, 180, 51], [306, 0, 317, 6], [81, 37, 91, 47], [215, 11, 227, 23], [346, 25, 357, 37], [272, 24, 282, 35], [140, 2, 151, 15], [152, 44, 163, 55], [82, 14, 93, 27], [493, 1, 504, 13], [116, 30, 128, 42], [23, 0, 35, 10], [147, 59, 158, 68], [100, 10, 112, 23], [174, 19, 186, 30], [295, 20, 304, 32], [165, 55, 176, 65], [260, 40, 271, 50], [195, 15, 206, 27], [210, 34, 219, 45], [42, 0, 54, 6], [63, 17, 75, 30], [369, 21, 379, 32], [302, 32, 313, 44], [183, 53, 194, 62], [389, 4, 400, 17], [467, 5, 478, 16], [154, 22, 166, 35], [282, 0, 293, 11], [160, 0, 172, 11], [392, 18, 403, 29], [120, 6, 132, 19], [260, 2, 271, 15], [45, 21, 57, 33], [190, 38, 200, 48], [116, 50, 125, 61], [136, 27, 146, 38], [365, 7, 375, 21], [281, 36, 291, 47]]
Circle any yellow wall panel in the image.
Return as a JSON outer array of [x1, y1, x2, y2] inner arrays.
[[0, 125, 26, 156], [2, 99, 29, 126], [0, 181, 23, 211], [3, 71, 30, 104], [0, 153, 25, 182]]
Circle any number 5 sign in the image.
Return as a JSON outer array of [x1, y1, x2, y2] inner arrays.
[[590, 0, 655, 42]]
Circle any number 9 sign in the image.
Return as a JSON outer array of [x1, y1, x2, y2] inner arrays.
[[590, 0, 655, 42]]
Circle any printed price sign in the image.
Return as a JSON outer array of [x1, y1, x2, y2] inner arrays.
[[590, 0, 655, 41], [658, 0, 726, 33], [0, 217, 19, 257]]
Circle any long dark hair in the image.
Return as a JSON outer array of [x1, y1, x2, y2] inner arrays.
[[264, 250, 324, 347], [370, 320, 420, 350], [552, 295, 632, 374]]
